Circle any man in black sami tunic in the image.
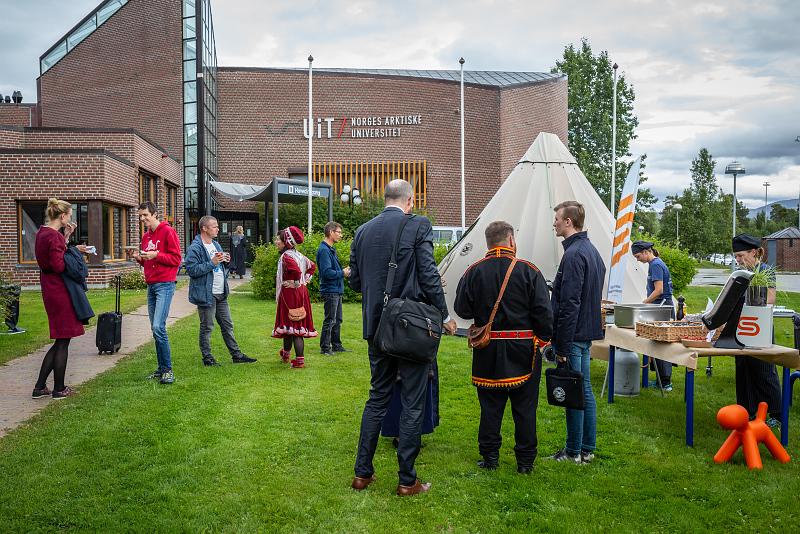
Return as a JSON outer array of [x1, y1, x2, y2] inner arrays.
[[454, 221, 553, 473]]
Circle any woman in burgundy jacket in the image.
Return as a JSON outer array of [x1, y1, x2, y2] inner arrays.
[[32, 198, 89, 400]]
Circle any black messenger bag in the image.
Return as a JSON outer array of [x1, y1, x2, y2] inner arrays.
[[545, 361, 585, 410], [373, 215, 443, 364]]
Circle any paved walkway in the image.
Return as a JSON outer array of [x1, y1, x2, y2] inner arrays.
[[0, 277, 248, 438], [691, 268, 800, 292]]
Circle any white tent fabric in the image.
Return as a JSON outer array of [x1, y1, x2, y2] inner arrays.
[[439, 132, 647, 329]]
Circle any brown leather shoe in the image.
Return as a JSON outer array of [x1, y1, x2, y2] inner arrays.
[[396, 479, 431, 496], [351, 474, 376, 491]]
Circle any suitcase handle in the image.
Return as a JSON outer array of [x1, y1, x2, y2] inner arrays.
[[114, 274, 122, 314]]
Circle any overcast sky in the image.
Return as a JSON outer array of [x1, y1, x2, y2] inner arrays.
[[2, 0, 798, 210]]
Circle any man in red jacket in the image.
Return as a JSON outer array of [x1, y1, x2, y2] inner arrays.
[[130, 201, 182, 384]]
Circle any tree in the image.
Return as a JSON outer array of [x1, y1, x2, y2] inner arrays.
[[552, 38, 655, 210]]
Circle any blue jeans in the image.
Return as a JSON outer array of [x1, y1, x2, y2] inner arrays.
[[565, 341, 597, 455], [147, 282, 176, 371]]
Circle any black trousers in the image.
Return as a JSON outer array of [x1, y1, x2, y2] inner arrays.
[[735, 355, 782, 417], [354, 339, 429, 486], [476, 358, 541, 468]]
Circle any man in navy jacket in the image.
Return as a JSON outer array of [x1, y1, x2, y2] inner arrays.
[[185, 216, 256, 367], [316, 221, 350, 355], [548, 200, 605, 465], [348, 179, 456, 497]]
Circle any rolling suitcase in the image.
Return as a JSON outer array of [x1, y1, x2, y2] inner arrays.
[[96, 275, 122, 354]]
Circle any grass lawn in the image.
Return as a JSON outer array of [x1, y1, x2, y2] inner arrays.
[[1, 292, 799, 532], [0, 288, 150, 365]]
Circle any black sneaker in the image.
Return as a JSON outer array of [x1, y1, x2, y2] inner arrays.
[[32, 386, 52, 399], [160, 370, 175, 384], [320, 350, 334, 356], [580, 451, 595, 464], [147, 370, 163, 380], [232, 354, 257, 363], [202, 357, 221, 367], [332, 346, 350, 353], [548, 448, 581, 464], [517, 465, 533, 474], [52, 386, 77, 400]]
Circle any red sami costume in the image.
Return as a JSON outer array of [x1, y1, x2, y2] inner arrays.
[[272, 227, 317, 338], [36, 226, 84, 339]]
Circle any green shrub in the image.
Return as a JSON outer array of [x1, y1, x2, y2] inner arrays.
[[119, 269, 148, 290], [656, 243, 697, 294], [251, 235, 361, 303]]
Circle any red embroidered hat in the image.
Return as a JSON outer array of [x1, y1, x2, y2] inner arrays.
[[283, 226, 305, 247]]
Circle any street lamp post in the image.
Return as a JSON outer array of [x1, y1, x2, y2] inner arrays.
[[725, 161, 746, 237], [762, 181, 770, 224], [673, 203, 682, 247], [340, 184, 361, 208]]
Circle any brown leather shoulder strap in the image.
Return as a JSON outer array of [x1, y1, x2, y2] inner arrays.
[[487, 258, 517, 326]]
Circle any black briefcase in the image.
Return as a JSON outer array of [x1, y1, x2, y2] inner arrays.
[[375, 297, 442, 364], [545, 362, 585, 410]]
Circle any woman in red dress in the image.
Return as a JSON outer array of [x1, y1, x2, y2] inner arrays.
[[272, 226, 317, 368], [32, 199, 90, 399]]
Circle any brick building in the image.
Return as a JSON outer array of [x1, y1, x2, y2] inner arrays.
[[0, 126, 181, 285], [763, 227, 800, 271], [1, 0, 567, 284]]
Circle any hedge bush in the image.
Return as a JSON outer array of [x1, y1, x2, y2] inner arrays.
[[646, 238, 697, 294], [119, 269, 148, 290], [252, 235, 361, 303], [252, 238, 452, 302]]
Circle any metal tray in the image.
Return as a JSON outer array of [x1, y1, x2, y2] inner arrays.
[[613, 304, 674, 328]]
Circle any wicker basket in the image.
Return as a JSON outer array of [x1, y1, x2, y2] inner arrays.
[[634, 321, 710, 343]]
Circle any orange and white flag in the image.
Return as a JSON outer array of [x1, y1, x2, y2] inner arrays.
[[607, 158, 642, 303]]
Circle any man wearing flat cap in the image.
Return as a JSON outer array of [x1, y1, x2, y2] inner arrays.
[[631, 240, 675, 391]]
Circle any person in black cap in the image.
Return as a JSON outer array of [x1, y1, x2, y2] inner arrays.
[[731, 233, 781, 427], [631, 240, 675, 391]]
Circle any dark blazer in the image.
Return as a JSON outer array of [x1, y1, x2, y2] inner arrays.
[[550, 231, 606, 355], [349, 207, 448, 339], [61, 246, 94, 323]]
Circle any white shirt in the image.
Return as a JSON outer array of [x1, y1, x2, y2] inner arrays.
[[204, 242, 225, 295]]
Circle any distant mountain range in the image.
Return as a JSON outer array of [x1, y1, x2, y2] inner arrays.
[[746, 198, 800, 219]]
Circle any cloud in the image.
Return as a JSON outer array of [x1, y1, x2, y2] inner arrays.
[[2, 0, 798, 212]]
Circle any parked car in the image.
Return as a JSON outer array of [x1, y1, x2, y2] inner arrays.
[[432, 226, 464, 247]]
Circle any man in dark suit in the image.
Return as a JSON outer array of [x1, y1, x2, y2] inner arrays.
[[349, 179, 457, 497]]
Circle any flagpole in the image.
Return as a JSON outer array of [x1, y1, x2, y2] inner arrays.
[[307, 54, 314, 234], [459, 57, 466, 232], [610, 62, 618, 216]]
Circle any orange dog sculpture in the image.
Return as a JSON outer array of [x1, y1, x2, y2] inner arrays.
[[713, 402, 790, 470]]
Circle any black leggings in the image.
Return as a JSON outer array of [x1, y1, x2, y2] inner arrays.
[[35, 338, 71, 391], [282, 336, 304, 357]]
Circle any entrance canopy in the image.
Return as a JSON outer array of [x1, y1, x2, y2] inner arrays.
[[210, 178, 333, 239]]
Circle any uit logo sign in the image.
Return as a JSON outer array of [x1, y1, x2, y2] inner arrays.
[[737, 316, 761, 337], [301, 115, 423, 140], [553, 386, 566, 403]]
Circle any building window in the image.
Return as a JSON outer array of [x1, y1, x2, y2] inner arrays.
[[70, 203, 89, 246], [311, 160, 428, 207], [103, 204, 127, 261], [139, 172, 157, 204], [165, 184, 178, 226], [18, 201, 88, 263], [18, 201, 48, 263]]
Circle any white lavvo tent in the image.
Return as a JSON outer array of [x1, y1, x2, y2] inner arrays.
[[439, 132, 647, 329]]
